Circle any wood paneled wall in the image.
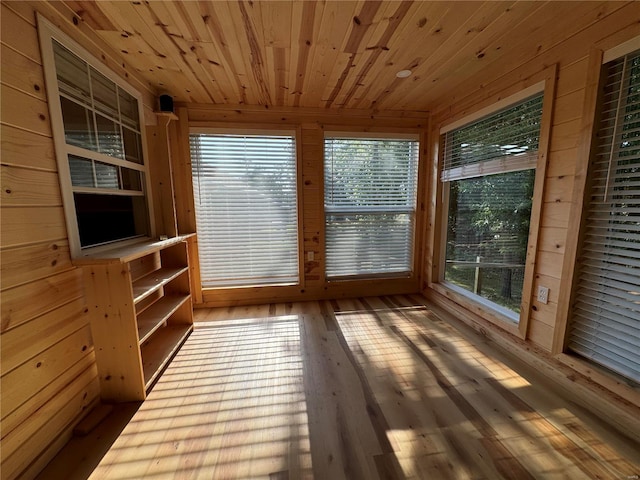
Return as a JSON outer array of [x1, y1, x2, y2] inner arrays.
[[0, 3, 156, 478], [172, 104, 428, 307], [422, 3, 640, 403], [1, 1, 638, 477]]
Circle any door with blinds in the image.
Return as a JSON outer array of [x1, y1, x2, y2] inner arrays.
[[568, 49, 640, 384], [189, 132, 299, 288]]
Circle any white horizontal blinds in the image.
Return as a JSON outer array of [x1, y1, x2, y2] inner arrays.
[[324, 137, 419, 278], [442, 94, 543, 317], [190, 133, 299, 288], [568, 50, 640, 383], [442, 94, 543, 182]]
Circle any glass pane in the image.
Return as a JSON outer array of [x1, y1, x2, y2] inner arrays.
[[121, 168, 142, 191], [95, 161, 119, 189], [74, 193, 148, 248], [90, 67, 118, 118], [324, 138, 418, 208], [325, 213, 413, 277], [60, 96, 96, 149], [68, 155, 94, 187], [53, 41, 90, 105], [123, 127, 143, 164], [95, 114, 123, 159], [444, 169, 535, 315], [445, 94, 543, 171], [119, 88, 140, 130]]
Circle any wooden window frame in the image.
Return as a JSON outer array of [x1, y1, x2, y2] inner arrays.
[[553, 37, 640, 398], [38, 14, 155, 259], [432, 72, 556, 339]]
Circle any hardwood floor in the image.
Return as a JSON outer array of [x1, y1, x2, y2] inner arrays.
[[39, 295, 639, 479]]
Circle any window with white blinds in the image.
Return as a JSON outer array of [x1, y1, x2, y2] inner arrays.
[[324, 135, 419, 279], [442, 94, 543, 182], [442, 93, 543, 319], [190, 132, 299, 288], [568, 49, 640, 384]]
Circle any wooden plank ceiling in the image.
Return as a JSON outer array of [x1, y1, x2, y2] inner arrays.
[[62, 1, 626, 111]]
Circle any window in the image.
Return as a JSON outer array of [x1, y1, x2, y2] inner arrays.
[[441, 94, 544, 320], [189, 131, 299, 288], [568, 49, 640, 383], [40, 19, 151, 256], [324, 134, 419, 279]]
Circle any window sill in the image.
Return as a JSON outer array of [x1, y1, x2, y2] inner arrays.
[[555, 352, 639, 406], [326, 271, 413, 283], [429, 282, 523, 338]]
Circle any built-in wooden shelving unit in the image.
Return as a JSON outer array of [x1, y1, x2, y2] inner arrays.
[[75, 235, 194, 402]]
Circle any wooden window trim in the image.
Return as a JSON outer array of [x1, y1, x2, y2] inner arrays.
[[554, 37, 640, 356], [434, 65, 557, 339]]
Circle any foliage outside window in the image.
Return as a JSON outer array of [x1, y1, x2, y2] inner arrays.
[[189, 132, 299, 288], [442, 94, 543, 319], [41, 24, 151, 256], [324, 135, 419, 279]]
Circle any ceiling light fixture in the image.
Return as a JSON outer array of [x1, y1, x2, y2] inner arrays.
[[396, 69, 412, 78]]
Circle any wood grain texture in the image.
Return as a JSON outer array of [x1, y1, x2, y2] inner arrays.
[[0, 240, 73, 291], [0, 165, 62, 207], [423, 3, 640, 359], [0, 297, 88, 376], [0, 85, 52, 137], [0, 124, 56, 172], [0, 206, 67, 249], [0, 43, 47, 101], [1, 3, 42, 63], [40, 296, 639, 480], [40, 1, 636, 111], [0, 7, 100, 478], [146, 124, 178, 238], [2, 364, 99, 480], [0, 269, 84, 332]]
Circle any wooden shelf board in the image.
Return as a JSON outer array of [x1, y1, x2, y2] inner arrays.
[[137, 294, 191, 344], [141, 324, 192, 390], [132, 266, 189, 304], [73, 234, 195, 265]]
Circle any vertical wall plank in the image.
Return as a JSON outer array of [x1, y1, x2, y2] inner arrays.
[[147, 123, 178, 238]]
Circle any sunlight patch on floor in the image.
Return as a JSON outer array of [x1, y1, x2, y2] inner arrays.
[[91, 315, 312, 480]]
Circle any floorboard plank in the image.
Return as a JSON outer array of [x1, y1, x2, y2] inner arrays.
[[37, 296, 640, 480]]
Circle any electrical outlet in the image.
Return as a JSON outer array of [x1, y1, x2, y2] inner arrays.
[[307, 251, 314, 261], [537, 286, 549, 304]]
